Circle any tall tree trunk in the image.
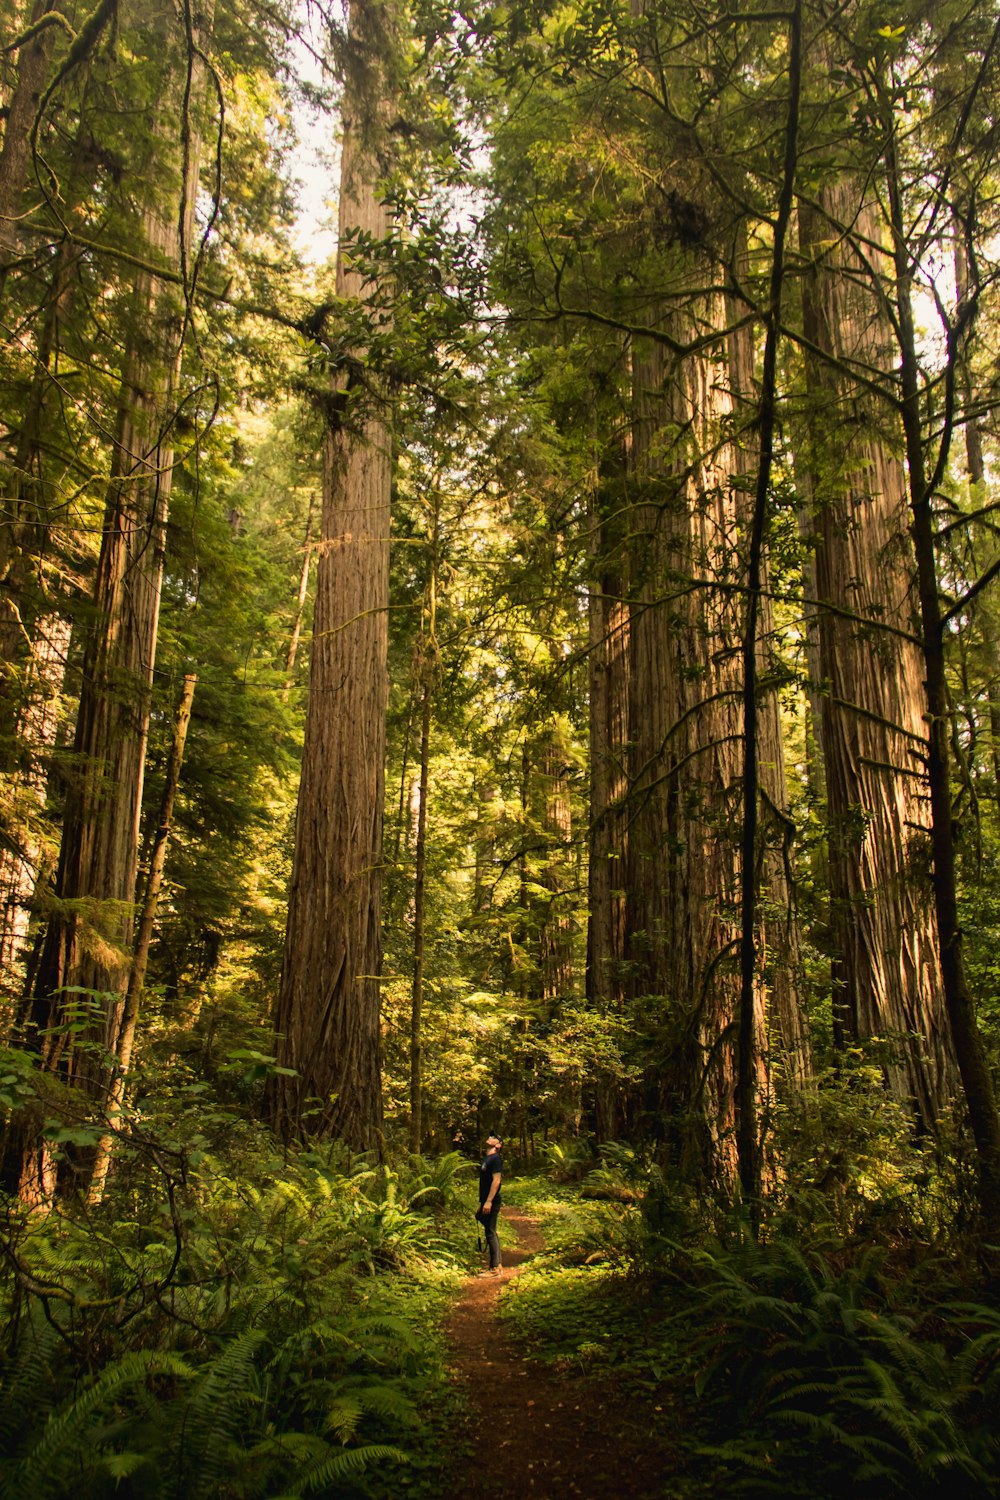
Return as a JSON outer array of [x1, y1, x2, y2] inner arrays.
[[625, 304, 760, 1192], [736, 1, 801, 1227], [281, 490, 315, 700], [267, 0, 396, 1151], [798, 181, 956, 1129], [14, 8, 210, 1198], [586, 414, 631, 1142], [622, 0, 789, 1198], [881, 119, 1000, 1227], [728, 244, 808, 1103], [0, 0, 118, 301], [88, 671, 196, 1203], [0, 239, 73, 640], [408, 662, 432, 1154], [0, 129, 90, 745], [0, 174, 87, 1006], [0, 0, 60, 293], [408, 490, 438, 1155], [0, 612, 70, 1026]]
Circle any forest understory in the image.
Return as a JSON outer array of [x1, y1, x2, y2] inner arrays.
[[447, 1205, 673, 1499], [2, 1132, 998, 1498]]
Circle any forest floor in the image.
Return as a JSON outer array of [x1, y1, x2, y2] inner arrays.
[[444, 1205, 674, 1498]]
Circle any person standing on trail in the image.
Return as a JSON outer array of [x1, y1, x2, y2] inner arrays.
[[477, 1134, 503, 1276]]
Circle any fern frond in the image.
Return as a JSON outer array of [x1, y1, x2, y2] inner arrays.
[[325, 1392, 363, 1443], [180, 1330, 268, 1499], [100, 1449, 149, 1481], [286, 1441, 409, 1494], [0, 1350, 192, 1500], [355, 1381, 421, 1428], [0, 1318, 62, 1449]]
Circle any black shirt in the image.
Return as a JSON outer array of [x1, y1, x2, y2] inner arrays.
[[479, 1150, 503, 1208]]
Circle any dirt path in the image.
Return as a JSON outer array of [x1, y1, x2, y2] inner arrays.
[[445, 1206, 668, 1498]]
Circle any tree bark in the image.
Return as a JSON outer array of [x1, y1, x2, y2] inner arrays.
[[408, 663, 432, 1154], [736, 0, 801, 1228], [0, 154, 88, 1009], [798, 181, 956, 1129], [268, 0, 396, 1152], [88, 671, 196, 1204], [881, 117, 1000, 1227], [14, 6, 211, 1200], [625, 307, 759, 1191], [0, 128, 90, 751], [585, 440, 630, 1141], [281, 490, 315, 700], [0, 612, 71, 1027], [0, 0, 60, 287], [0, 0, 118, 300]]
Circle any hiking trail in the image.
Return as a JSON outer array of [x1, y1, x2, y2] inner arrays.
[[445, 1206, 668, 1498]]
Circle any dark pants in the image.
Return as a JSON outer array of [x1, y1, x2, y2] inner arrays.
[[480, 1204, 501, 1268]]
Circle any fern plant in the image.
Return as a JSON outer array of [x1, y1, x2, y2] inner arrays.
[[0, 1138, 468, 1499], [0, 1348, 194, 1500], [401, 1150, 471, 1211], [690, 1242, 995, 1498]]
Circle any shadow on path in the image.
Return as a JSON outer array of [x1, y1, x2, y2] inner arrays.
[[445, 1206, 667, 1499]]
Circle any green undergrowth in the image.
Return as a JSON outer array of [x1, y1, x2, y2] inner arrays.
[[0, 1108, 484, 1500], [497, 1178, 692, 1391], [495, 1160, 1000, 1500], [496, 1176, 709, 1496]]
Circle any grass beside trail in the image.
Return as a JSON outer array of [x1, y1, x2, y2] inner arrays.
[[495, 1175, 717, 1498], [495, 1170, 1000, 1500]]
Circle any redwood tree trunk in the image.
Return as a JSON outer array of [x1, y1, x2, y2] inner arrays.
[[0, 0, 118, 301], [0, 612, 70, 1025], [0, 0, 60, 295], [88, 671, 197, 1203], [586, 441, 630, 1142], [268, 0, 395, 1151], [881, 122, 1000, 1227], [736, 10, 801, 1225], [798, 182, 956, 1130], [625, 308, 762, 1192], [15, 12, 210, 1199]]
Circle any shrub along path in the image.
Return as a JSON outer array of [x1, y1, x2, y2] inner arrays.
[[444, 1205, 668, 1498]]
